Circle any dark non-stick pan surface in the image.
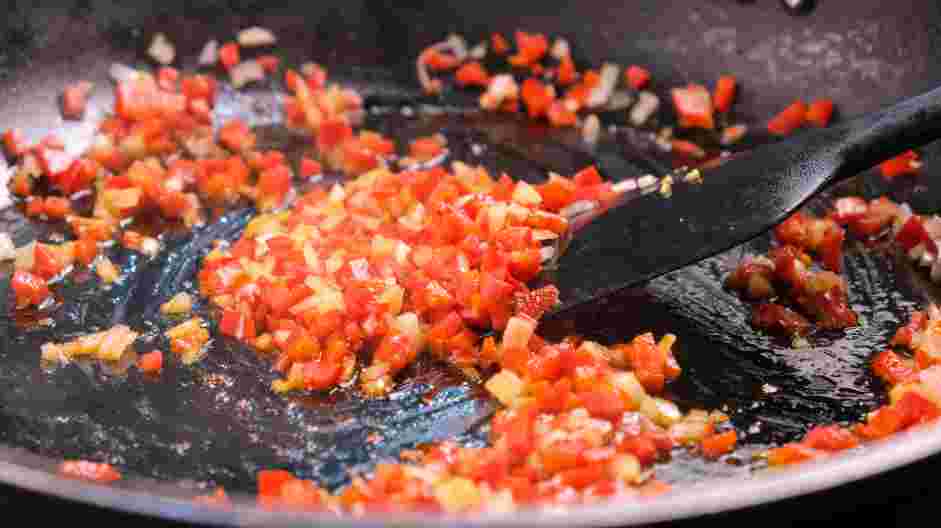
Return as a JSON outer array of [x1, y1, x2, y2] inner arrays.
[[2, 0, 941, 525]]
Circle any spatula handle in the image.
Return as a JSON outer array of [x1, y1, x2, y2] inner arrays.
[[836, 85, 941, 179]]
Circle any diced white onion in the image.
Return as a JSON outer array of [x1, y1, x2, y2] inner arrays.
[[720, 124, 748, 146], [109, 63, 138, 84], [550, 38, 570, 60], [469, 42, 488, 60], [540, 246, 556, 262], [349, 257, 370, 279], [140, 237, 161, 257], [485, 370, 524, 406], [582, 114, 601, 145], [605, 90, 634, 111], [512, 181, 542, 205], [237, 26, 277, 48], [931, 259, 941, 283], [929, 303, 941, 321], [925, 215, 941, 239], [637, 174, 659, 188], [148, 33, 175, 65], [893, 203, 914, 235], [480, 74, 519, 111], [630, 91, 660, 126], [199, 39, 219, 66], [659, 175, 674, 197], [446, 34, 469, 61], [393, 312, 422, 345], [641, 396, 682, 427], [560, 200, 597, 218], [920, 251, 936, 268], [229, 60, 265, 89], [417, 36, 468, 95], [0, 233, 15, 261], [586, 63, 620, 108], [503, 315, 536, 351], [14, 241, 35, 271], [532, 229, 560, 242], [612, 179, 638, 194]]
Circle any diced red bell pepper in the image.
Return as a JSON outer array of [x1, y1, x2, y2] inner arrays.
[[59, 461, 121, 483], [181, 75, 218, 105], [891, 311, 927, 348], [872, 349, 915, 385], [3, 128, 27, 158], [25, 199, 45, 218], [849, 197, 899, 237], [220, 307, 256, 342], [766, 443, 820, 466], [115, 77, 186, 121], [830, 196, 868, 226], [751, 303, 812, 336], [895, 215, 932, 252], [43, 196, 72, 220], [713, 75, 736, 113], [625, 65, 651, 90], [879, 150, 920, 180], [558, 464, 606, 489], [547, 100, 577, 127], [671, 139, 706, 159], [317, 119, 353, 153], [556, 56, 577, 85], [616, 435, 659, 466], [302, 63, 328, 91], [257, 55, 281, 74], [138, 350, 164, 374], [300, 157, 322, 179], [11, 270, 51, 308], [672, 84, 715, 129], [61, 81, 93, 120], [818, 224, 846, 272], [622, 333, 672, 393], [701, 430, 737, 459], [806, 99, 834, 127], [218, 119, 256, 152], [537, 174, 578, 211], [303, 360, 342, 390], [509, 31, 549, 67], [257, 469, 295, 497], [801, 425, 859, 452], [855, 405, 906, 440], [774, 212, 810, 249], [157, 67, 180, 91], [219, 42, 240, 70], [896, 390, 941, 427], [579, 389, 626, 420], [73, 238, 98, 266], [573, 165, 603, 187], [491, 33, 510, 55], [409, 136, 446, 161], [767, 101, 807, 136], [258, 165, 293, 201], [520, 78, 555, 119], [420, 48, 461, 71], [455, 61, 490, 87]]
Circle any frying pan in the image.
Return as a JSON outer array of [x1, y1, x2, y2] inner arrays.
[[2, 0, 941, 525]]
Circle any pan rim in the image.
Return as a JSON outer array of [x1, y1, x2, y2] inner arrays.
[[1, 419, 938, 526]]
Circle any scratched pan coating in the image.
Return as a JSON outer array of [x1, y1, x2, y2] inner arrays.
[[2, 1, 941, 526]]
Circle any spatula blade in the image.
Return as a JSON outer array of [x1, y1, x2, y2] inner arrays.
[[546, 134, 844, 314]]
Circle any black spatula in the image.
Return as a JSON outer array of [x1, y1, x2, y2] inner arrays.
[[547, 86, 941, 314]]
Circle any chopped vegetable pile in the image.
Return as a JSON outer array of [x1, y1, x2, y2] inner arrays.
[[3, 25, 941, 517]]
